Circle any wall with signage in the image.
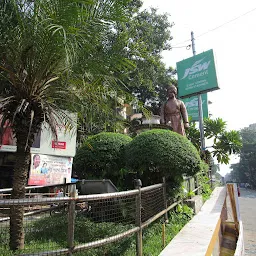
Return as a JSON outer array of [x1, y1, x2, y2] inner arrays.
[[0, 112, 77, 186], [0, 113, 77, 157]]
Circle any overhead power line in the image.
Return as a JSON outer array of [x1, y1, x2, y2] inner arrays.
[[171, 44, 191, 50], [172, 6, 256, 47]]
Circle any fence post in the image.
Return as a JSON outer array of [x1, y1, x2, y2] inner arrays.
[[209, 169, 213, 189], [134, 179, 143, 256], [162, 177, 168, 222], [195, 174, 200, 195], [162, 177, 168, 248], [188, 177, 192, 199], [68, 184, 76, 256]]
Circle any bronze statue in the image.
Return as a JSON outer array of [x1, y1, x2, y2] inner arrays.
[[160, 85, 189, 136]]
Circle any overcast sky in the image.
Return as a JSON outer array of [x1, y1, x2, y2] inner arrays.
[[143, 0, 256, 175]]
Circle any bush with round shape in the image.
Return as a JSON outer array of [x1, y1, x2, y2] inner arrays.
[[125, 129, 201, 186], [73, 132, 132, 183]]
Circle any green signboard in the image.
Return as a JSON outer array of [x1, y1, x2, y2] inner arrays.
[[177, 49, 219, 98], [182, 94, 208, 121]]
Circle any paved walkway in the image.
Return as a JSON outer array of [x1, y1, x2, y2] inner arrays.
[[238, 188, 256, 256]]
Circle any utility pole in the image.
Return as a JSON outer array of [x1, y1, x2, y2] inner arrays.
[[191, 31, 205, 151]]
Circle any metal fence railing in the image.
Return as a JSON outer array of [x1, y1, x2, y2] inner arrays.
[[0, 174, 210, 255]]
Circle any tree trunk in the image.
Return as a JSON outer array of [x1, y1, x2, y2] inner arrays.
[[9, 132, 31, 250]]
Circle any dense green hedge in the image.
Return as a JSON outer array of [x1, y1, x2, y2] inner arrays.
[[125, 129, 201, 186], [73, 132, 132, 183], [74, 130, 202, 191]]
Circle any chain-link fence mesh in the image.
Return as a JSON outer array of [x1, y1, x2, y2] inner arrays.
[[0, 176, 217, 255], [0, 182, 166, 255], [141, 185, 165, 223]]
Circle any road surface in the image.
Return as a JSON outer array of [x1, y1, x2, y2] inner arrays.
[[238, 188, 256, 256]]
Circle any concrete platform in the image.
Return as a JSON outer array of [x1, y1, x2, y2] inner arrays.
[[185, 195, 203, 214], [159, 187, 226, 256]]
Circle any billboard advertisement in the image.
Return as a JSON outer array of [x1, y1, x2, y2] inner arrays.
[[0, 113, 77, 157], [182, 94, 208, 121], [28, 154, 72, 186], [177, 49, 219, 98]]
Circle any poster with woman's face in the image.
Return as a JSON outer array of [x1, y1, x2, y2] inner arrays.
[[28, 154, 72, 186]]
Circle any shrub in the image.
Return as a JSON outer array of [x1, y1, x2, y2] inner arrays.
[[73, 132, 132, 186], [125, 129, 201, 186]]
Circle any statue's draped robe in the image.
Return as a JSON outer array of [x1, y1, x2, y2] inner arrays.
[[160, 99, 188, 136]]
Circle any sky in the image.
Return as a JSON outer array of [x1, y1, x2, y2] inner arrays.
[[142, 0, 256, 175]]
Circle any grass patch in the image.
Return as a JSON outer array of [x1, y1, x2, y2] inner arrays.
[[0, 205, 193, 255], [0, 215, 134, 256], [124, 204, 194, 256]]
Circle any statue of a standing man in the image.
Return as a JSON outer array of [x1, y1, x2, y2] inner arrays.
[[160, 85, 189, 136]]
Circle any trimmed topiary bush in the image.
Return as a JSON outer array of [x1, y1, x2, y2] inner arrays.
[[73, 132, 132, 185], [125, 129, 201, 186]]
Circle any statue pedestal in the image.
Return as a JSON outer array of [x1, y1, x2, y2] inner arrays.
[[129, 114, 173, 134], [131, 123, 173, 134], [141, 115, 161, 125]]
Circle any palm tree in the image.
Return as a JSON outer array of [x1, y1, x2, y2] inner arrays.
[[0, 0, 133, 250]]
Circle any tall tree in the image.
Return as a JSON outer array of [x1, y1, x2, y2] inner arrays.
[[229, 124, 256, 188], [0, 0, 134, 250], [77, 6, 176, 134], [102, 7, 175, 115]]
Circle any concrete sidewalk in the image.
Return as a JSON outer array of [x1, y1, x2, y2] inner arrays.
[[239, 188, 256, 256]]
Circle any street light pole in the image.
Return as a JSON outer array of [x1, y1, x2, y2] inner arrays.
[[191, 31, 205, 151]]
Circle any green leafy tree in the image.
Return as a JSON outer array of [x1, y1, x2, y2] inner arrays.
[[104, 6, 175, 116], [185, 120, 201, 151], [77, 5, 176, 134], [187, 118, 242, 164], [211, 163, 220, 175], [230, 163, 247, 184], [229, 125, 256, 188], [0, 0, 135, 250], [204, 118, 242, 164]]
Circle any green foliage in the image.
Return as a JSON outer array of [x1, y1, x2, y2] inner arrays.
[[240, 127, 256, 144], [204, 118, 242, 164], [204, 118, 227, 139], [111, 7, 175, 115], [229, 125, 256, 188], [212, 130, 242, 164], [175, 204, 194, 218], [0, 0, 175, 251], [1, 206, 193, 256], [77, 5, 176, 131], [201, 150, 214, 166], [74, 132, 132, 185], [187, 118, 242, 164], [211, 163, 220, 175], [200, 160, 210, 173], [124, 205, 193, 256], [198, 173, 212, 202], [0, 0, 136, 136], [186, 121, 201, 151], [125, 129, 201, 186], [186, 190, 196, 198], [13, 215, 133, 256]]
